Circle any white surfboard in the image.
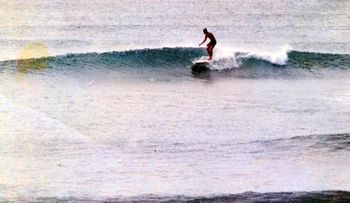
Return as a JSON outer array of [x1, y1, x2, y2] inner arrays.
[[194, 59, 210, 64], [193, 56, 211, 64], [192, 58, 211, 72]]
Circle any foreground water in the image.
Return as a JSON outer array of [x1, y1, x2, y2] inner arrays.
[[1, 50, 350, 201], [0, 0, 350, 202]]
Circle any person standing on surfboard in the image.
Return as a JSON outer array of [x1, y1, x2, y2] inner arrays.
[[199, 28, 217, 60]]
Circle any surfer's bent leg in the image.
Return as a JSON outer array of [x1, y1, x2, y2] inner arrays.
[[207, 43, 215, 60], [207, 44, 213, 60]]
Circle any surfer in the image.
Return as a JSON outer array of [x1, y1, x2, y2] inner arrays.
[[199, 28, 217, 60]]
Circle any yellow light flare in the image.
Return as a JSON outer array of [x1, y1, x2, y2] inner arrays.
[[17, 42, 50, 73]]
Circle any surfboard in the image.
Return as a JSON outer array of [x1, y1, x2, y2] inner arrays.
[[194, 59, 210, 64], [191, 59, 210, 73]]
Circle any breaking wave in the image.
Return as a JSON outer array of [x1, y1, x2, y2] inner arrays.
[[1, 47, 349, 78]]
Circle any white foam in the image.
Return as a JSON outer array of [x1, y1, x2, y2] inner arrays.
[[245, 44, 292, 65], [207, 44, 292, 70]]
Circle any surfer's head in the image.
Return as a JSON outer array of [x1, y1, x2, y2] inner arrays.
[[203, 28, 208, 34]]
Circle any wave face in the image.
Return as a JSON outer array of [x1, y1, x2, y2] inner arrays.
[[1, 47, 350, 79]]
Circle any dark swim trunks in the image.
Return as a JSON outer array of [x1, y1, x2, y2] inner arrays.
[[207, 32, 217, 47], [208, 40, 216, 47]]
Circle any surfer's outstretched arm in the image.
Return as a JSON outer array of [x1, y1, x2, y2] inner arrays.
[[199, 35, 207, 46]]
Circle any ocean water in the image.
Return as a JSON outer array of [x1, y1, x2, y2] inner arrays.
[[0, 0, 350, 202]]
